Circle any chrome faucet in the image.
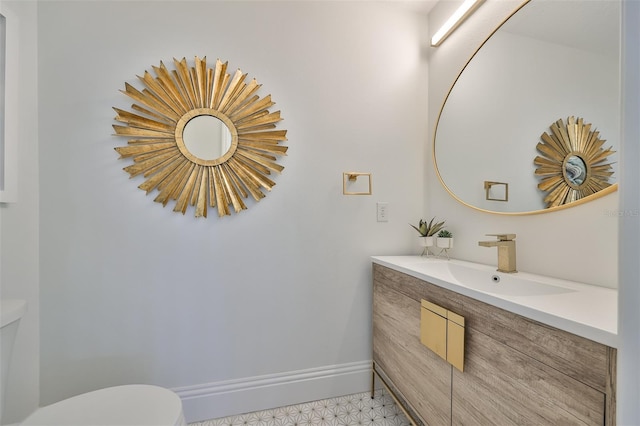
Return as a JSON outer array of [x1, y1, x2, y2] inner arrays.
[[478, 234, 517, 273]]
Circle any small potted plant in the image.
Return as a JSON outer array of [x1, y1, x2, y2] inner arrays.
[[436, 229, 454, 249], [410, 218, 445, 255]]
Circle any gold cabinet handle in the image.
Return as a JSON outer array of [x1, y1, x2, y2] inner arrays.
[[420, 300, 465, 372]]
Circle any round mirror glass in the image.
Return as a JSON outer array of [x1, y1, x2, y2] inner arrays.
[[564, 155, 587, 188], [182, 115, 232, 160], [434, 0, 619, 213]]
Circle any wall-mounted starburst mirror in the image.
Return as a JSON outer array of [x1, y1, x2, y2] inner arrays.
[[113, 57, 288, 217], [534, 116, 615, 209]]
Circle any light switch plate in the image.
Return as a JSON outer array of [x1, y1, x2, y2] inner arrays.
[[376, 202, 388, 222]]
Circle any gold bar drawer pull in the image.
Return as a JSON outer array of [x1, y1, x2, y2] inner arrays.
[[420, 299, 465, 372], [447, 311, 465, 372], [420, 300, 448, 361]]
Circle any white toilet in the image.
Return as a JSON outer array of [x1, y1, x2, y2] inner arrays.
[[1, 299, 186, 426], [20, 384, 186, 426]]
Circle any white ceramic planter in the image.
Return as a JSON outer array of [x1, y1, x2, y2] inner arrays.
[[437, 237, 454, 249], [419, 236, 435, 247]]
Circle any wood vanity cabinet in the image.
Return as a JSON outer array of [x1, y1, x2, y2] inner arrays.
[[372, 264, 617, 426]]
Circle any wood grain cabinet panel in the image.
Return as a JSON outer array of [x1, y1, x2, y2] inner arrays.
[[373, 279, 451, 425], [372, 264, 617, 426]]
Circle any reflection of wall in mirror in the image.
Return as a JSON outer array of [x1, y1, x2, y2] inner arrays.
[[437, 30, 619, 212]]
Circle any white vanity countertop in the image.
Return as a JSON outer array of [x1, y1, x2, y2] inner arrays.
[[372, 256, 618, 348]]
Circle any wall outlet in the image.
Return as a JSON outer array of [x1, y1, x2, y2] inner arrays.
[[377, 202, 389, 222]]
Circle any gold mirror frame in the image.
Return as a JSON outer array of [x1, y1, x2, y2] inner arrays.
[[113, 57, 288, 218], [534, 116, 615, 209]]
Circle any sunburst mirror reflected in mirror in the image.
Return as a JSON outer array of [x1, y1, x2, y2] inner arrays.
[[113, 57, 288, 218], [534, 116, 615, 208]]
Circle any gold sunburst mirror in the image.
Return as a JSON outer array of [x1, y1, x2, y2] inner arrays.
[[534, 116, 615, 208], [113, 57, 288, 217]]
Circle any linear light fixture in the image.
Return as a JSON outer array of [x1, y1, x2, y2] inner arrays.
[[431, 0, 483, 47]]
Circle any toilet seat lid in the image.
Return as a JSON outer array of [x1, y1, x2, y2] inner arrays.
[[21, 384, 186, 426]]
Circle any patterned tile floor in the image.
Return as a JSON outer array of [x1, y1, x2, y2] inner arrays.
[[190, 389, 411, 426]]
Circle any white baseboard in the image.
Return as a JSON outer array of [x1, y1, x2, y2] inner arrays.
[[173, 360, 373, 423]]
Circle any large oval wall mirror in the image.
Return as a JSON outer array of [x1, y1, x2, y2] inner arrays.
[[433, 0, 619, 214], [113, 57, 288, 218]]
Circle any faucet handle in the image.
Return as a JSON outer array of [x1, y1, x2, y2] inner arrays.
[[485, 233, 516, 241]]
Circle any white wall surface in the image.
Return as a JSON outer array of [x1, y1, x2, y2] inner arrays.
[[427, 0, 618, 289], [618, 0, 640, 423], [37, 1, 427, 422], [0, 1, 40, 424]]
